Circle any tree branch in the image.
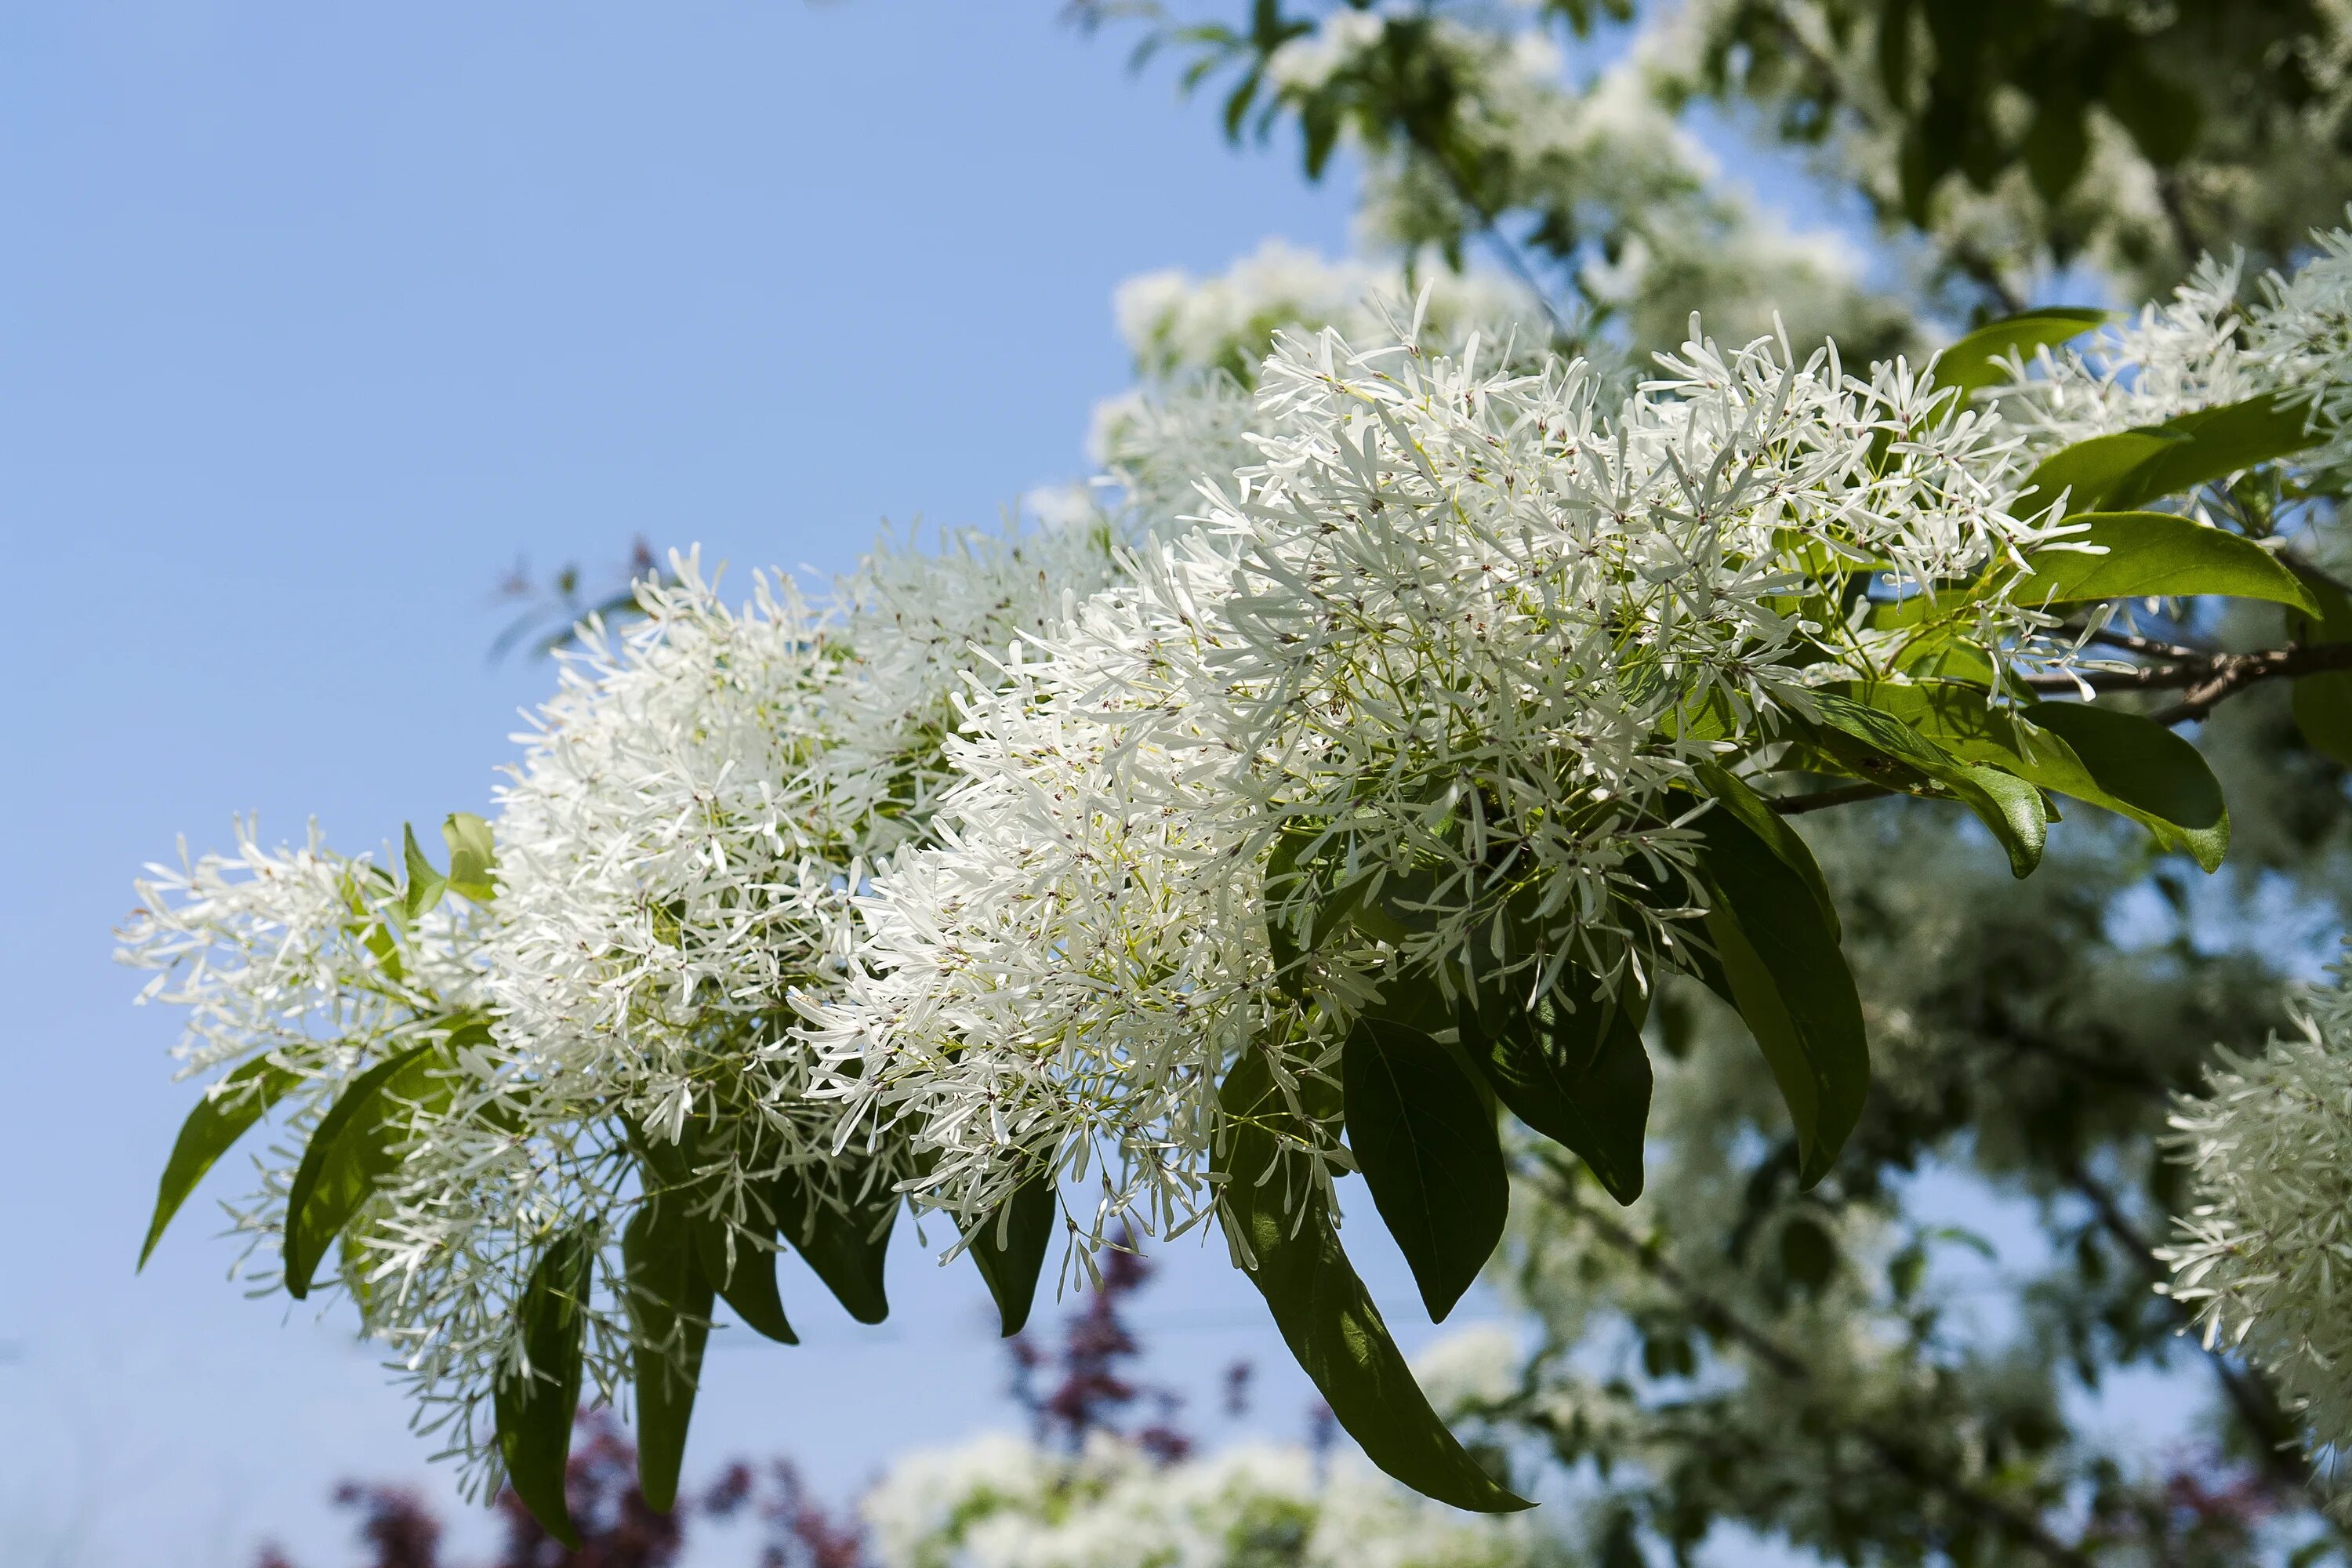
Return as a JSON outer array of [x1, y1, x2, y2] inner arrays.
[[1533, 1158, 2096, 1568], [2016, 641, 2352, 706]]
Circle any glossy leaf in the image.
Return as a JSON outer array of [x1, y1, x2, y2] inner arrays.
[[141, 1054, 300, 1269], [1215, 1046, 1530, 1512], [2029, 702, 2229, 869], [2015, 512, 2319, 616], [1693, 811, 1869, 1188], [2018, 394, 2319, 515], [1930, 307, 2107, 402], [1342, 1005, 1508, 1321], [965, 1173, 1058, 1337], [622, 1196, 711, 1514], [283, 1044, 453, 1298], [1836, 679, 2229, 870], [1462, 968, 1651, 1204], [1692, 762, 1839, 938], [691, 1214, 798, 1345], [2103, 394, 2320, 510], [2017, 430, 2183, 516], [1802, 691, 2045, 877], [495, 1226, 591, 1548], [771, 1167, 895, 1325]]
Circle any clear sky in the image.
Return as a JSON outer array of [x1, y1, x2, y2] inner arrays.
[[0, 6, 2164, 1566]]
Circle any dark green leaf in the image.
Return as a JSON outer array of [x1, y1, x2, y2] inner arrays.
[[1342, 1005, 1508, 1321], [771, 1167, 895, 1325], [2027, 702, 2229, 869], [2015, 511, 2318, 617], [284, 1044, 453, 1298], [1691, 763, 1839, 938], [443, 812, 498, 902], [496, 1226, 591, 1548], [1931, 307, 2107, 403], [1462, 968, 1651, 1204], [1694, 811, 1870, 1188], [1831, 679, 2222, 867], [623, 1197, 711, 1515], [964, 1174, 1058, 1338], [1216, 1046, 1530, 1512], [1801, 691, 2045, 876], [142, 1055, 299, 1269], [691, 1214, 798, 1345]]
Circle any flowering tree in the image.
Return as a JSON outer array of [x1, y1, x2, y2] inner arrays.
[[122, 5, 2352, 1563]]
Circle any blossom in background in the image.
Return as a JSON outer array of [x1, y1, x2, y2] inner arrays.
[[2163, 949, 2352, 1475], [861, 1431, 1555, 1568]]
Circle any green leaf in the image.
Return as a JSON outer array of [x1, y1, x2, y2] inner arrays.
[[399, 826, 448, 923], [1800, 691, 2046, 877], [443, 812, 498, 902], [1342, 1004, 1509, 1322], [1462, 968, 1651, 1204], [2103, 394, 2319, 510], [771, 1167, 895, 1325], [964, 1174, 1058, 1338], [496, 1226, 591, 1548], [1831, 679, 2228, 869], [623, 1197, 711, 1515], [2019, 395, 2320, 515], [2027, 702, 2229, 870], [283, 1044, 454, 1298], [1931, 307, 2107, 402], [1216, 1046, 1531, 1512], [2018, 430, 2187, 516], [2014, 512, 2318, 617], [1693, 811, 1870, 1188], [141, 1055, 300, 1269], [1691, 763, 1839, 938], [691, 1214, 798, 1345]]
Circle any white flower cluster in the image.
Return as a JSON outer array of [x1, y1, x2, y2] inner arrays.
[[141, 223, 2352, 1496], [2163, 951, 2352, 1484], [814, 318, 2056, 1256], [1112, 240, 1563, 384], [861, 1429, 1553, 1568], [1991, 216, 2352, 476]]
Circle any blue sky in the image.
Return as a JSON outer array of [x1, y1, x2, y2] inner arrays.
[[0, 4, 1494, 1564], [0, 5, 2165, 1566]]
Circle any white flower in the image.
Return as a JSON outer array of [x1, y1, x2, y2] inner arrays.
[[818, 316, 2056, 1261], [2162, 949, 2352, 1486], [861, 1430, 1546, 1568], [1411, 1324, 1526, 1420]]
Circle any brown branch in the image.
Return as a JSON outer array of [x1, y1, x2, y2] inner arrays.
[[1535, 1158, 2096, 1568], [2016, 641, 2352, 702]]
